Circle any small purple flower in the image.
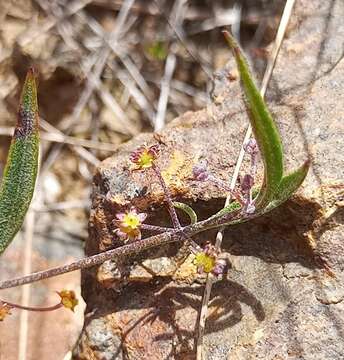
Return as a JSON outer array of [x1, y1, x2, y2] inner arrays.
[[130, 144, 160, 170], [113, 207, 147, 241]]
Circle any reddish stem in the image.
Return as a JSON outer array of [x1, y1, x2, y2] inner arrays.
[[1, 299, 63, 312], [152, 163, 181, 229]]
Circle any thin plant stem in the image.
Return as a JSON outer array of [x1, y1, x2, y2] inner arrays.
[[0, 209, 245, 291], [1, 300, 63, 312], [141, 224, 173, 233], [152, 163, 181, 229], [18, 207, 35, 360], [207, 174, 245, 206]]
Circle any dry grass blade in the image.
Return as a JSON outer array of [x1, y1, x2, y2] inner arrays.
[[2, 0, 93, 61], [40, 49, 108, 175], [0, 125, 118, 152], [154, 0, 186, 131], [76, 10, 156, 124], [37, 0, 136, 176], [40, 119, 120, 151], [187, 2, 241, 36], [33, 199, 91, 212], [18, 208, 36, 360], [152, 0, 213, 81], [155, 51, 177, 131], [196, 0, 297, 359]]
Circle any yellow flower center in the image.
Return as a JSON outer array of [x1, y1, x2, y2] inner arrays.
[[194, 253, 216, 273], [123, 213, 140, 229], [138, 150, 154, 168]]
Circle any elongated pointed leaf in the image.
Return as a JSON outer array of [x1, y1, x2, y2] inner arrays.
[[223, 31, 283, 208], [0, 68, 39, 255], [264, 160, 310, 213]]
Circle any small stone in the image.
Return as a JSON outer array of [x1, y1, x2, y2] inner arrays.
[[97, 260, 122, 288], [128, 264, 153, 282], [315, 278, 344, 305], [141, 257, 177, 277], [173, 254, 198, 283]]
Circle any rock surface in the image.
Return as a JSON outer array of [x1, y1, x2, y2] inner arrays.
[[74, 0, 344, 359]]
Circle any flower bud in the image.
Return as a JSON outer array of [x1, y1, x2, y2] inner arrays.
[[193, 161, 209, 181]]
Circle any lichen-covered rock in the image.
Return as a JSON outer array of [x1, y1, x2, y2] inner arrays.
[[74, 0, 344, 359]]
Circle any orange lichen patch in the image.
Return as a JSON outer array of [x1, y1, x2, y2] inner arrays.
[[161, 150, 193, 191], [173, 254, 198, 283], [116, 307, 173, 359]]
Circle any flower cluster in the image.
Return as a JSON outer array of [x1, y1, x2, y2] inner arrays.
[[114, 207, 147, 241], [130, 144, 160, 170]]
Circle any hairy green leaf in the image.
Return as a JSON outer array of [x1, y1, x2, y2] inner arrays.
[[173, 202, 198, 224], [0, 68, 39, 255], [264, 160, 310, 212], [223, 31, 283, 208]]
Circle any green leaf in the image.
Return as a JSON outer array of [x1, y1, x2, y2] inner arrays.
[[212, 200, 241, 219], [264, 160, 310, 213], [0, 68, 40, 256], [223, 31, 283, 208], [220, 163, 309, 226], [198, 34, 310, 231], [173, 202, 198, 224]]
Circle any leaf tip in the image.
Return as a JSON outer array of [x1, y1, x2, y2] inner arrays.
[[23, 66, 38, 93], [304, 158, 311, 168], [222, 30, 239, 54], [16, 67, 39, 138], [27, 66, 37, 77]]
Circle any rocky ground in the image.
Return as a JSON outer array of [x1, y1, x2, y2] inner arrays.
[[73, 0, 344, 359]]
